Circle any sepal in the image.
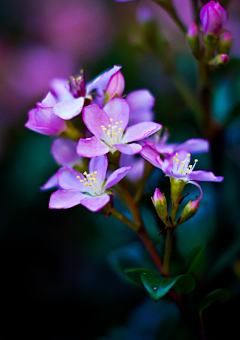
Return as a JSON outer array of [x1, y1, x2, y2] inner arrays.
[[177, 199, 200, 225]]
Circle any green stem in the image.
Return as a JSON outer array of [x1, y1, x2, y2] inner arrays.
[[104, 205, 139, 232], [162, 228, 174, 277]]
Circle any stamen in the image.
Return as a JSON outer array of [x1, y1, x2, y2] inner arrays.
[[110, 118, 113, 122]]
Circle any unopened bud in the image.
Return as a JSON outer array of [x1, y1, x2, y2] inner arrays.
[[178, 200, 200, 225], [152, 188, 168, 224], [187, 23, 200, 59], [218, 31, 232, 54], [104, 71, 125, 105], [200, 1, 227, 37], [209, 54, 229, 68]]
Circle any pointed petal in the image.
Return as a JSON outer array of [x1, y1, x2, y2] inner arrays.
[[81, 194, 110, 212], [77, 136, 109, 158], [176, 139, 209, 153], [103, 98, 130, 131], [51, 138, 82, 167], [114, 143, 142, 155], [89, 155, 108, 187], [86, 65, 122, 95], [82, 104, 110, 138], [58, 167, 85, 191], [122, 122, 162, 144], [49, 189, 86, 209], [188, 170, 224, 182], [40, 173, 59, 191], [140, 145, 162, 168], [104, 166, 132, 190], [53, 97, 85, 119], [37, 92, 57, 108]]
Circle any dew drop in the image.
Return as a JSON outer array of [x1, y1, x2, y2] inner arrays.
[[152, 286, 158, 291]]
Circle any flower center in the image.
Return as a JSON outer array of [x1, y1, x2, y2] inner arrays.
[[77, 170, 103, 197], [101, 118, 124, 148], [172, 153, 198, 177], [69, 71, 86, 98]]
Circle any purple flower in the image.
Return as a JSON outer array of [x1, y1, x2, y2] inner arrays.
[[49, 155, 132, 211], [141, 146, 223, 200], [41, 137, 83, 190], [25, 92, 67, 136], [119, 153, 145, 182], [145, 129, 209, 155], [76, 97, 162, 158], [200, 1, 227, 36], [51, 65, 122, 120]]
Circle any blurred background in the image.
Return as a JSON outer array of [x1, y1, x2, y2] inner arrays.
[[1, 0, 240, 339]]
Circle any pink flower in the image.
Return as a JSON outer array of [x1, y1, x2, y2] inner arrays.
[[200, 1, 227, 36], [141, 146, 223, 200], [25, 92, 66, 136], [49, 155, 132, 212], [76, 98, 162, 157]]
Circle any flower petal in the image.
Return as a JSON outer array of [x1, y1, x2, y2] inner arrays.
[[77, 136, 110, 158], [40, 173, 59, 191], [126, 89, 155, 112], [37, 92, 57, 108], [51, 138, 82, 167], [53, 97, 85, 119], [50, 78, 73, 101], [58, 167, 85, 191], [82, 104, 110, 138], [81, 194, 110, 212], [140, 145, 162, 168], [176, 139, 209, 153], [188, 170, 224, 182], [104, 166, 133, 190], [86, 65, 122, 95], [89, 155, 108, 187], [122, 122, 162, 144], [114, 143, 142, 155], [103, 98, 130, 131], [49, 189, 86, 209]]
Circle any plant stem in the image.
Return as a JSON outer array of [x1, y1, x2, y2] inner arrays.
[[162, 228, 174, 276], [104, 204, 163, 272]]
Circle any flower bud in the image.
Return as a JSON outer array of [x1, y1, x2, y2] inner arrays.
[[152, 188, 168, 224], [209, 54, 229, 67], [178, 200, 200, 225], [104, 71, 125, 104], [200, 1, 227, 37], [187, 23, 200, 59], [218, 31, 232, 54]]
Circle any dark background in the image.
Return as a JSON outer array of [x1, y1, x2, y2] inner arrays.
[[1, 0, 240, 339]]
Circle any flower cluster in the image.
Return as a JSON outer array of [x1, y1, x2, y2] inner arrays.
[[25, 65, 223, 214]]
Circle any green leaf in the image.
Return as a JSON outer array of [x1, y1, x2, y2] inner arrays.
[[124, 268, 158, 289], [199, 289, 230, 318], [140, 273, 195, 301], [185, 245, 206, 274]]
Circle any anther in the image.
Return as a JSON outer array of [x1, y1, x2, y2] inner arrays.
[[110, 118, 113, 122], [120, 120, 123, 124]]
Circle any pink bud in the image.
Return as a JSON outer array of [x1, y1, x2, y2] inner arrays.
[[153, 188, 164, 204], [188, 23, 198, 37], [220, 54, 229, 65], [105, 70, 125, 99], [221, 31, 232, 43], [200, 1, 227, 36], [189, 200, 200, 212]]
